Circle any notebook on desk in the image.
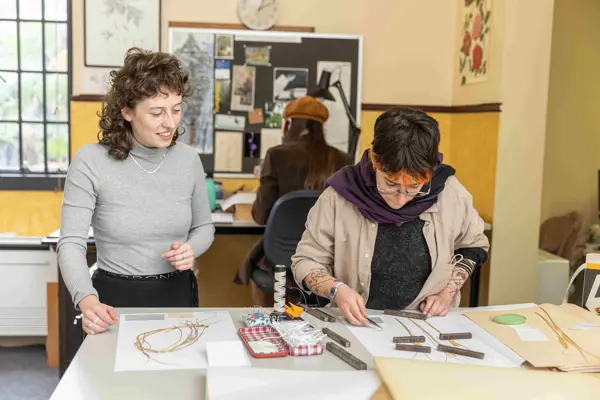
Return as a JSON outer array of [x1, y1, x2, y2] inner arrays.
[[212, 212, 234, 224]]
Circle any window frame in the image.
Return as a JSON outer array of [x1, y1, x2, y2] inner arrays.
[[0, 0, 71, 191]]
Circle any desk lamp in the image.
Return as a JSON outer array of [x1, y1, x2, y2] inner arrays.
[[310, 69, 361, 158]]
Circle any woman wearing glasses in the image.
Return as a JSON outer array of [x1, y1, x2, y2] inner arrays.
[[291, 107, 489, 325]]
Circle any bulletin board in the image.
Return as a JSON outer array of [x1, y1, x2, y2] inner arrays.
[[168, 26, 363, 177]]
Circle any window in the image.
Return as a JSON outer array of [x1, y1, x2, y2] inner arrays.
[[0, 0, 70, 177]]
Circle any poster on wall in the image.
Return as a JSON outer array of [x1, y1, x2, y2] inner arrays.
[[169, 29, 215, 154], [84, 0, 161, 67], [459, 0, 491, 85], [316, 61, 352, 153], [273, 68, 308, 101]]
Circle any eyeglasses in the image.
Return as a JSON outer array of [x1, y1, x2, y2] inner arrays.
[[376, 183, 431, 198]]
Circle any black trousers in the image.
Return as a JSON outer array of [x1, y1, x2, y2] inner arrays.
[[92, 269, 199, 308]]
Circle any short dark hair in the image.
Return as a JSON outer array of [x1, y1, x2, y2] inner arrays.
[[371, 107, 440, 182]]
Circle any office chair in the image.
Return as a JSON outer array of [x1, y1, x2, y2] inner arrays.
[[250, 190, 329, 307]]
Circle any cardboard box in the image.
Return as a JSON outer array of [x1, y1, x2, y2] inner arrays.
[[234, 203, 253, 222]]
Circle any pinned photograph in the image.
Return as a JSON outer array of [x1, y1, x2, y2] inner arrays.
[[231, 65, 256, 112], [214, 114, 246, 131], [273, 68, 308, 101], [215, 34, 234, 59], [244, 132, 261, 159], [214, 131, 243, 172], [248, 108, 264, 125], [215, 60, 231, 80], [244, 46, 271, 66], [214, 79, 231, 113], [264, 102, 285, 128]]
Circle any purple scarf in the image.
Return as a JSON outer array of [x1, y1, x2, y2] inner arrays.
[[325, 150, 455, 224]]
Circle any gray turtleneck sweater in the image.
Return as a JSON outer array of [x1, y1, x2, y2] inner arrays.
[[57, 140, 215, 307]]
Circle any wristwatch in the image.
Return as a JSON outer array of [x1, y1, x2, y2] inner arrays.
[[328, 281, 346, 300]]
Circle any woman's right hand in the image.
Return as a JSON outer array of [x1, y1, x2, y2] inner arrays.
[[333, 285, 370, 326], [78, 295, 118, 335]]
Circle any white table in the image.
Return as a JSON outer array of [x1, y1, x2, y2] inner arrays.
[[49, 304, 533, 400], [49, 307, 376, 400]]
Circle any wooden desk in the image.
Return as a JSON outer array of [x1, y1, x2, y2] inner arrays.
[[42, 218, 265, 378]]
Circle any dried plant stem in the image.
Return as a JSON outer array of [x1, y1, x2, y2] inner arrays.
[[423, 320, 471, 350], [134, 320, 209, 363], [537, 307, 600, 362], [395, 318, 432, 360]]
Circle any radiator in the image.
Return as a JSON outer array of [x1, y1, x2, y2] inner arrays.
[[537, 249, 570, 305], [0, 249, 54, 336]]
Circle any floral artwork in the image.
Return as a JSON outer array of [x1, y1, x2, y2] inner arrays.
[[459, 0, 491, 85], [84, 0, 161, 67]]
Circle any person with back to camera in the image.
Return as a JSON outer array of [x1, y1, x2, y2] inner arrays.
[[58, 48, 215, 335], [291, 107, 490, 325], [234, 96, 354, 306]]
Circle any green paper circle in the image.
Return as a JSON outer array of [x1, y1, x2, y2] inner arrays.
[[492, 314, 527, 325]]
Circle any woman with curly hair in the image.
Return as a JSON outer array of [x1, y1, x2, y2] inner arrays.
[[58, 48, 215, 335]]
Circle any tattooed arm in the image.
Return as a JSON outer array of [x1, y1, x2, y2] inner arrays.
[[440, 258, 476, 299], [303, 269, 338, 298]]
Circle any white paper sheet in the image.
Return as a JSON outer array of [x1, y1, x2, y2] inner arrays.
[[114, 311, 239, 372], [345, 312, 524, 369], [220, 192, 257, 211], [206, 341, 251, 367], [205, 367, 381, 400], [211, 212, 234, 224]]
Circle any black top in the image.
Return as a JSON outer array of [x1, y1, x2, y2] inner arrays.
[[366, 219, 431, 310]]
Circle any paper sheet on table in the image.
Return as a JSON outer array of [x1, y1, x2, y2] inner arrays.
[[374, 357, 600, 400], [464, 303, 600, 371], [220, 192, 257, 211], [211, 212, 234, 224], [114, 311, 239, 372], [345, 312, 524, 368], [205, 367, 381, 400]]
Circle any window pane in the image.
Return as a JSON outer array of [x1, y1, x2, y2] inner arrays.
[[21, 73, 44, 121], [45, 23, 68, 71], [0, 72, 19, 121], [0, 123, 20, 171], [19, 0, 42, 20], [46, 73, 67, 121], [44, 0, 67, 21], [21, 123, 45, 172], [0, 0, 17, 19], [0, 22, 18, 70], [20, 22, 43, 71], [47, 123, 68, 172]]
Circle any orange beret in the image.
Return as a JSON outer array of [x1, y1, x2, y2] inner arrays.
[[283, 97, 329, 123]]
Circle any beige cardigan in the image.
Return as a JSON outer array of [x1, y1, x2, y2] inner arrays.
[[290, 176, 490, 309]]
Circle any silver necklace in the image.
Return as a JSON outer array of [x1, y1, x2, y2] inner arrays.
[[129, 150, 168, 174]]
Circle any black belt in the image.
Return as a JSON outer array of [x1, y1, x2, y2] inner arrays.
[[99, 269, 187, 281]]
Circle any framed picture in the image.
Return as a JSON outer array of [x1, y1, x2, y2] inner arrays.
[[84, 0, 161, 68]]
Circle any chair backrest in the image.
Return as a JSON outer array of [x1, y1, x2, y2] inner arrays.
[[263, 190, 320, 269]]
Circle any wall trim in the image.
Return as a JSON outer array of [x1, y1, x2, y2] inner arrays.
[[71, 94, 104, 102], [361, 103, 502, 113], [168, 21, 315, 32], [71, 96, 502, 113]]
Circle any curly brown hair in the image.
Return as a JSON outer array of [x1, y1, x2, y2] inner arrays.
[[98, 47, 193, 160]]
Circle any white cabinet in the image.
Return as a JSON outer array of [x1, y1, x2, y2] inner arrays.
[[0, 245, 54, 336]]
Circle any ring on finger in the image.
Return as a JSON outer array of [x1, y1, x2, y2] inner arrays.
[[93, 316, 99, 324], [88, 322, 93, 328]]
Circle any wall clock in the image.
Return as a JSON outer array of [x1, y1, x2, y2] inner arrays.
[[238, 0, 280, 31]]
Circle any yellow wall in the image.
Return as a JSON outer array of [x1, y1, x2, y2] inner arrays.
[[488, 0, 554, 305], [541, 0, 600, 228], [0, 191, 63, 236], [72, 0, 459, 105]]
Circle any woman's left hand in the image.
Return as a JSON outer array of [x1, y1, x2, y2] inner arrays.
[[419, 289, 455, 317], [162, 242, 195, 270]]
